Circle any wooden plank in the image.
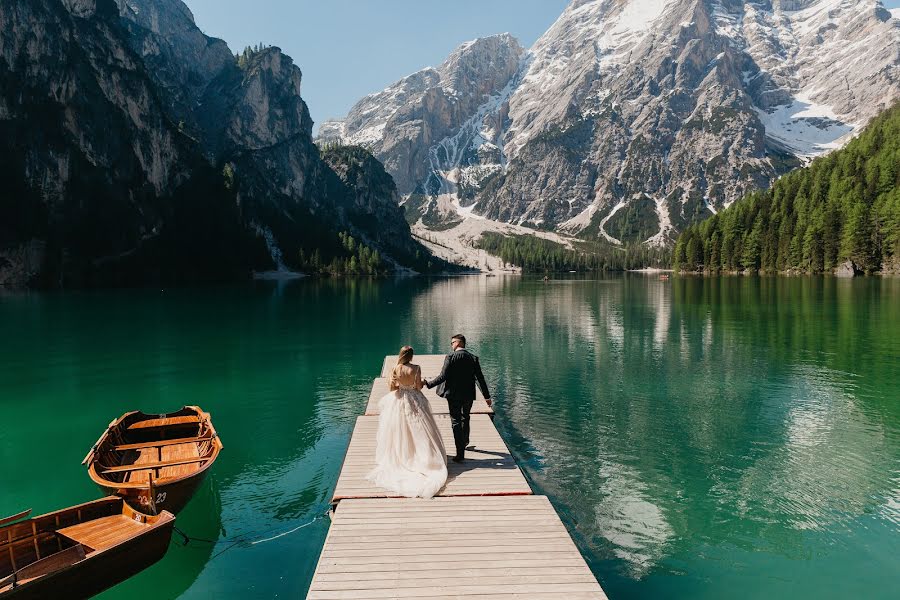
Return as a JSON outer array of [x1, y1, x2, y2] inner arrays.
[[313, 558, 589, 574], [126, 415, 200, 430], [324, 533, 571, 546], [311, 574, 600, 591], [333, 496, 541, 505], [0, 510, 30, 528], [365, 378, 492, 416], [100, 456, 208, 474], [309, 497, 606, 599], [309, 589, 603, 600], [114, 436, 212, 451], [307, 355, 607, 599], [57, 515, 146, 551], [331, 415, 530, 502], [313, 566, 592, 581]]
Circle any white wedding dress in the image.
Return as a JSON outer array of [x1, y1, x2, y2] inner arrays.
[[367, 365, 448, 499]]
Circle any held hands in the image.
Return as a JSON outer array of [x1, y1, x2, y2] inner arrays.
[[486, 398, 492, 407]]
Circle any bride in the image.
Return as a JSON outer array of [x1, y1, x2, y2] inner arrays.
[[367, 346, 448, 499]]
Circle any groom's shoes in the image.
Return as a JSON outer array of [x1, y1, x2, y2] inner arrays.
[[452, 455, 465, 463]]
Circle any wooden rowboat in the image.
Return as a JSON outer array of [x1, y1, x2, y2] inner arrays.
[[83, 406, 223, 514], [0, 497, 174, 599]]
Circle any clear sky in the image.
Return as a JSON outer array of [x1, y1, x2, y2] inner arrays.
[[183, 0, 900, 131], [183, 0, 569, 131]]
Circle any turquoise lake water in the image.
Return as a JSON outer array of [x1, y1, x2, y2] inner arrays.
[[1, 275, 898, 599]]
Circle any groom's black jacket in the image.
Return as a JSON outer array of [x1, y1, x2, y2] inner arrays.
[[427, 348, 491, 401]]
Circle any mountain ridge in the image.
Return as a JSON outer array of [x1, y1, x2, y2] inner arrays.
[[322, 0, 900, 249]]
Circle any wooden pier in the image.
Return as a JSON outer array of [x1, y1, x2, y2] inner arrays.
[[308, 355, 607, 599]]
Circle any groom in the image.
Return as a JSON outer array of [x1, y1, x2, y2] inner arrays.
[[424, 334, 491, 463]]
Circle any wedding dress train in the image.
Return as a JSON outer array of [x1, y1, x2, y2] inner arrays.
[[367, 381, 448, 499]]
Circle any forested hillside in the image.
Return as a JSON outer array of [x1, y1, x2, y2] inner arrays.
[[673, 102, 900, 275], [476, 233, 670, 273]]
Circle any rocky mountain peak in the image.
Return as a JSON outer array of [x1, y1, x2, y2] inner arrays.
[[226, 47, 312, 148], [116, 0, 197, 32], [323, 0, 900, 248], [318, 33, 526, 193], [437, 33, 524, 90]]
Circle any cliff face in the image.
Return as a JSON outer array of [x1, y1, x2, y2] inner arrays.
[[0, 0, 432, 287], [0, 0, 208, 287], [322, 0, 900, 247], [320, 146, 435, 271]]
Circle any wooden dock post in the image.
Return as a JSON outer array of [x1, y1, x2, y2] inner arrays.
[[308, 355, 608, 599]]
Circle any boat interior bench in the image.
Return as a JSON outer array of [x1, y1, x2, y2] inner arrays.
[[101, 456, 210, 475], [126, 416, 200, 430], [114, 435, 212, 451], [56, 515, 146, 552]]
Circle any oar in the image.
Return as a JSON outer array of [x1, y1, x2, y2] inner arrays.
[[148, 473, 158, 516], [0, 509, 31, 527], [82, 418, 117, 466]]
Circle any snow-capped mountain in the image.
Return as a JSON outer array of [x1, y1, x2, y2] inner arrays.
[[321, 0, 900, 246], [319, 34, 525, 194]]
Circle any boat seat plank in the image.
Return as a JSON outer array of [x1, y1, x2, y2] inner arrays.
[[126, 416, 200, 430], [159, 443, 202, 479], [56, 515, 145, 551], [101, 456, 209, 474], [114, 436, 211, 451]]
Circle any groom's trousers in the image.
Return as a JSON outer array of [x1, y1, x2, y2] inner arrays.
[[448, 396, 474, 457]]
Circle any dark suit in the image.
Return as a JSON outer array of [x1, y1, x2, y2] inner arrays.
[[426, 348, 491, 458]]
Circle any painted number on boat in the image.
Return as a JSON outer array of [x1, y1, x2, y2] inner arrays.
[[138, 492, 168, 506]]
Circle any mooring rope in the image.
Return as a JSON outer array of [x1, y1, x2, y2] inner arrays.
[[172, 505, 331, 561]]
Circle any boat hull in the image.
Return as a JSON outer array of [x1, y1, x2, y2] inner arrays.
[[1, 499, 175, 600], [2, 522, 172, 600], [84, 406, 222, 515], [97, 467, 210, 515]]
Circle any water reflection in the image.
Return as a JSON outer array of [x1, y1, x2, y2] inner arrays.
[[401, 274, 900, 592], [735, 364, 890, 533], [2, 275, 897, 600], [593, 460, 675, 578], [97, 474, 223, 599]]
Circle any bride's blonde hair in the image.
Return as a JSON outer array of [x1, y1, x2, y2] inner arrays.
[[392, 346, 414, 382], [397, 346, 414, 365]]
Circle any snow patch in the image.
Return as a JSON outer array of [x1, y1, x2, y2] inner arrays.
[[595, 0, 673, 70], [599, 201, 627, 246], [412, 195, 577, 272], [560, 202, 599, 233], [349, 121, 386, 147], [754, 93, 855, 157], [645, 197, 673, 247], [426, 62, 526, 193]]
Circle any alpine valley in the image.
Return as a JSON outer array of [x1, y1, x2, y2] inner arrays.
[[3, 0, 899, 286], [0, 0, 442, 288], [321, 0, 900, 260]]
